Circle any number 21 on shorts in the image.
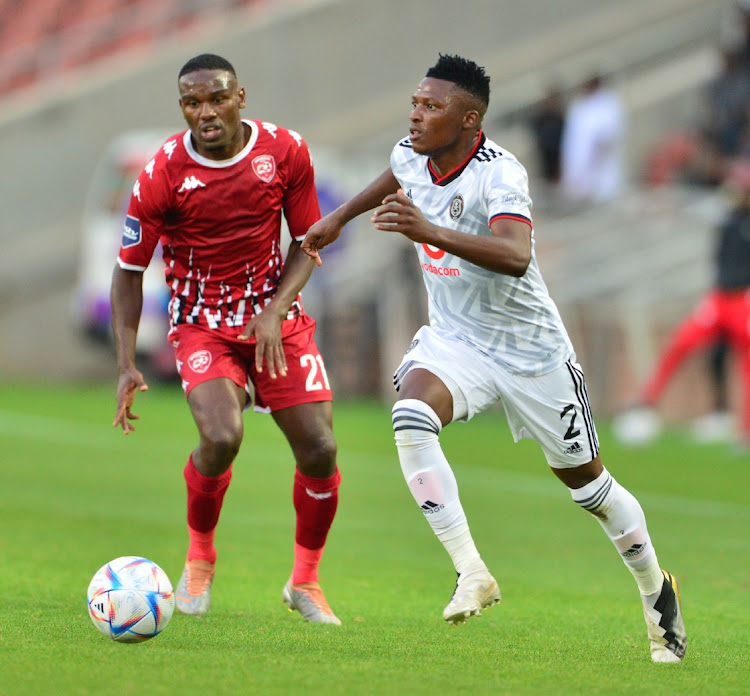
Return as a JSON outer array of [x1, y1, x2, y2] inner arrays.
[[301, 353, 331, 391]]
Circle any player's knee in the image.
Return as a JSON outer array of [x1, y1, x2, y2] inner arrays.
[[552, 456, 603, 490], [310, 431, 337, 467], [198, 420, 243, 472], [392, 399, 442, 448], [296, 431, 337, 477]]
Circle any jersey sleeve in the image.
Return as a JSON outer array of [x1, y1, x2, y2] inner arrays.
[[117, 153, 170, 271], [389, 137, 412, 186], [485, 157, 533, 228], [281, 131, 322, 241]]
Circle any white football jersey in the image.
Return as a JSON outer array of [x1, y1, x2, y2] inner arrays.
[[390, 132, 573, 376]]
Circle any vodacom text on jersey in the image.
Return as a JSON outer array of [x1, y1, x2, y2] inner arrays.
[[422, 244, 461, 277]]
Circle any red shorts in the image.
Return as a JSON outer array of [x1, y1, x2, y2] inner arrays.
[[171, 315, 333, 412]]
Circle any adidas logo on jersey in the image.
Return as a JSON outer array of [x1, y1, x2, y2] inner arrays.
[[564, 441, 583, 454], [179, 176, 206, 192]]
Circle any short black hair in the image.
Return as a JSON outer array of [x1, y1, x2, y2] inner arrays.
[[178, 54, 236, 80], [426, 54, 490, 107]]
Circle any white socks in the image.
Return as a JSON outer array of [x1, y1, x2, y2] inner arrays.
[[392, 399, 484, 575], [570, 468, 664, 596], [393, 399, 663, 595]]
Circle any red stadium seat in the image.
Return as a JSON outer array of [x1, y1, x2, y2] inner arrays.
[[0, 0, 264, 98]]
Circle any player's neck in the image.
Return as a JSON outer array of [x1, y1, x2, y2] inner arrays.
[[428, 132, 481, 179], [193, 122, 251, 161]]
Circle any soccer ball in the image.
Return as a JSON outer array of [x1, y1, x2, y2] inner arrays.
[[87, 556, 175, 643]]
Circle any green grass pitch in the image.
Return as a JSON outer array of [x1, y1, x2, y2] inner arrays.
[[0, 382, 747, 695]]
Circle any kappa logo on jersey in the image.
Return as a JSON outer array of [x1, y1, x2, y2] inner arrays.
[[450, 194, 464, 220], [262, 122, 278, 139], [179, 176, 206, 193], [252, 155, 276, 183], [422, 243, 446, 260], [122, 215, 142, 248], [163, 139, 178, 159], [187, 349, 212, 374]]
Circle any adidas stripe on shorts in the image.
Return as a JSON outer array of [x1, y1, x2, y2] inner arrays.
[[393, 325, 599, 469]]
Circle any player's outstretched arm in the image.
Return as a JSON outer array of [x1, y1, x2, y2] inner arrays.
[[110, 266, 149, 434], [302, 168, 400, 266]]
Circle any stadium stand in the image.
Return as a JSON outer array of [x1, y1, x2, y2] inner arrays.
[[0, 0, 738, 413], [0, 0, 261, 96]]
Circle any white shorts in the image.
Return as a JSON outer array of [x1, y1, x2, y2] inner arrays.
[[393, 326, 599, 469]]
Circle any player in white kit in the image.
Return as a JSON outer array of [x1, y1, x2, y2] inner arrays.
[[303, 55, 686, 662]]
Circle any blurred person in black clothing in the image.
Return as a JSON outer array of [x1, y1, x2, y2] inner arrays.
[[528, 86, 565, 185], [704, 46, 750, 158]]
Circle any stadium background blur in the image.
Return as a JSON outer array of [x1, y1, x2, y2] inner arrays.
[[0, 0, 742, 424]]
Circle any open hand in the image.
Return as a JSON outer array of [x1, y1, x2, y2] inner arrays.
[[302, 215, 344, 267], [237, 310, 287, 379], [112, 368, 148, 435]]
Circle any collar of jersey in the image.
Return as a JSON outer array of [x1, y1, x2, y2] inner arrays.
[[183, 119, 259, 168], [428, 131, 486, 186]]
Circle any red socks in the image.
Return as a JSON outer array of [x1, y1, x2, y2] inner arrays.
[[183, 457, 339, 581], [184, 456, 232, 564], [292, 467, 341, 584]]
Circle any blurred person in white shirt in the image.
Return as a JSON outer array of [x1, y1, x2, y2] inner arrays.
[[560, 73, 625, 204]]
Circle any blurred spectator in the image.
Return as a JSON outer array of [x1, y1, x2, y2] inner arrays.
[[645, 4, 750, 188], [689, 340, 734, 442], [734, 0, 750, 67], [560, 73, 625, 204], [613, 159, 750, 446], [644, 130, 701, 187], [703, 45, 750, 159], [527, 86, 565, 185]]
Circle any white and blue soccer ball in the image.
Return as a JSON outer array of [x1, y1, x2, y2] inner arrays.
[[87, 556, 175, 643]]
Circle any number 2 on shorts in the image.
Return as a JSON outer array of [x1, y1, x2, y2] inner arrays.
[[560, 403, 581, 440]]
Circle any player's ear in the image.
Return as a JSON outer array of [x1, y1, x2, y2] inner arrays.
[[238, 87, 246, 109], [462, 109, 480, 129]]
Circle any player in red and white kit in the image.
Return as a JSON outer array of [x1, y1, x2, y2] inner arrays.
[[111, 54, 341, 624]]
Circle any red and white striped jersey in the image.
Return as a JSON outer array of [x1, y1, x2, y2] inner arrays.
[[117, 119, 321, 336]]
